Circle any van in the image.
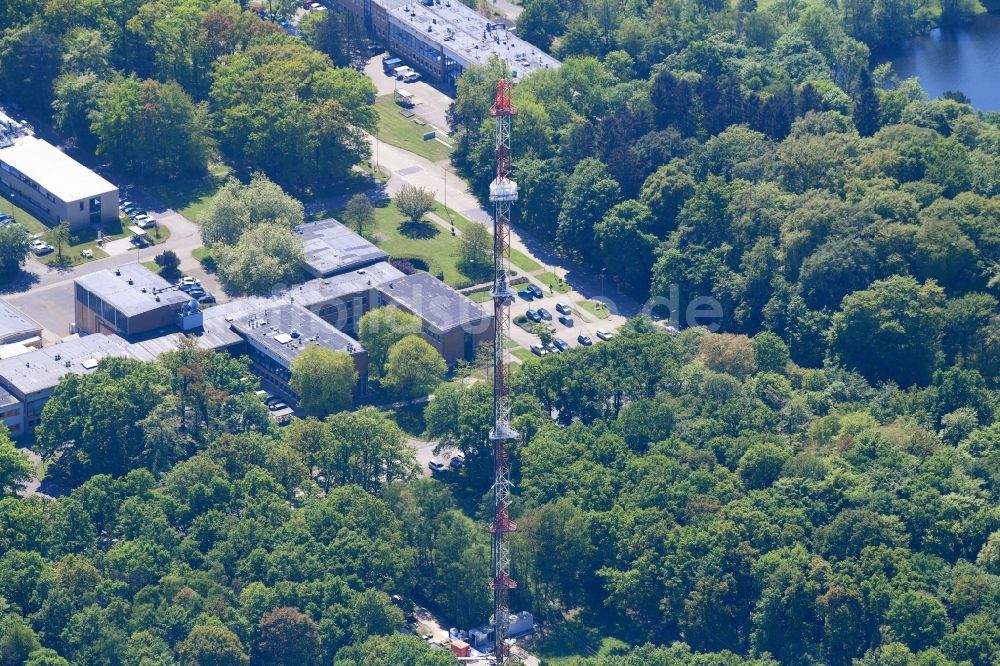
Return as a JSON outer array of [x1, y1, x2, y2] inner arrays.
[[382, 57, 402, 74], [394, 65, 413, 79]]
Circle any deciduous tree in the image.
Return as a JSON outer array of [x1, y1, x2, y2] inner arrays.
[[290, 345, 357, 418]]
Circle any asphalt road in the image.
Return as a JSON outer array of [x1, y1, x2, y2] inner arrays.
[[2, 204, 219, 344], [365, 55, 455, 137]]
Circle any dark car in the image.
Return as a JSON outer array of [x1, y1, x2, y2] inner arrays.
[[537, 307, 552, 321], [525, 309, 541, 323], [558, 314, 574, 327], [449, 455, 464, 470], [197, 294, 216, 304], [555, 303, 571, 315], [554, 338, 570, 352], [545, 342, 560, 354], [577, 334, 593, 346], [528, 284, 544, 299], [518, 288, 534, 301], [187, 288, 206, 298]]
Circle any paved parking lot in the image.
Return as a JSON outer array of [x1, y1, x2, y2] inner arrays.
[[506, 276, 628, 358], [364, 55, 455, 135]]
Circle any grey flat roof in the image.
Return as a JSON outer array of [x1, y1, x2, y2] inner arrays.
[[289, 261, 404, 307], [381, 0, 560, 74], [0, 299, 42, 343], [0, 334, 136, 397], [230, 302, 364, 366], [0, 135, 117, 203], [295, 218, 389, 277], [378, 271, 490, 331], [75, 264, 191, 318], [198, 296, 281, 350]]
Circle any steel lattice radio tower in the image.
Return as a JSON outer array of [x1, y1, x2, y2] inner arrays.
[[488, 78, 518, 666]]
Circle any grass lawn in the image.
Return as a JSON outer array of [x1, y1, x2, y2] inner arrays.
[[375, 94, 453, 163], [0, 196, 48, 235], [531, 614, 634, 665], [441, 205, 543, 273], [37, 216, 140, 268], [464, 287, 493, 303], [147, 162, 233, 224], [336, 199, 486, 288], [511, 347, 535, 363], [537, 271, 571, 294], [192, 246, 216, 272], [577, 299, 611, 320], [142, 261, 161, 274]]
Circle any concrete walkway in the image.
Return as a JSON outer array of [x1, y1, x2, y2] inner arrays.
[[369, 135, 643, 318]]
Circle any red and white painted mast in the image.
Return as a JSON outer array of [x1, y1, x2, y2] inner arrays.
[[488, 78, 517, 666]]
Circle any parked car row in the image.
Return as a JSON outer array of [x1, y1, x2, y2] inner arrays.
[[120, 198, 156, 229], [529, 328, 613, 357], [428, 453, 464, 474], [518, 283, 545, 301], [177, 276, 215, 304]]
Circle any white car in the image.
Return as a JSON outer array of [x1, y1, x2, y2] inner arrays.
[[403, 72, 421, 83], [596, 328, 613, 341]]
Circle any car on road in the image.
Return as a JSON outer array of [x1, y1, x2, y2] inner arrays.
[[428, 460, 447, 474], [530, 344, 547, 356], [527, 284, 544, 299], [525, 309, 541, 323], [537, 307, 552, 321], [577, 334, 593, 346], [558, 314, 574, 327], [596, 328, 613, 341], [554, 338, 570, 352], [518, 288, 534, 301], [555, 303, 571, 315]]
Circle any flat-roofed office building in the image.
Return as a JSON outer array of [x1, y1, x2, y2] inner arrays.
[[229, 302, 369, 403], [0, 113, 118, 231], [296, 218, 390, 278], [74, 265, 202, 340], [0, 299, 42, 349], [0, 334, 137, 438], [376, 271, 492, 365], [335, 0, 559, 86]]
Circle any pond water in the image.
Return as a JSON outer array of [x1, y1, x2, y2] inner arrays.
[[886, 12, 1000, 111]]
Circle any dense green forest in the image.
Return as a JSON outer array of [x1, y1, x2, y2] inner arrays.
[[6, 321, 1000, 664], [452, 0, 1000, 390], [0, 0, 373, 189]]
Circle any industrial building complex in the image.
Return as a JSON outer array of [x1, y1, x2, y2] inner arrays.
[[0, 219, 493, 439], [0, 110, 119, 231], [334, 0, 559, 85]]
